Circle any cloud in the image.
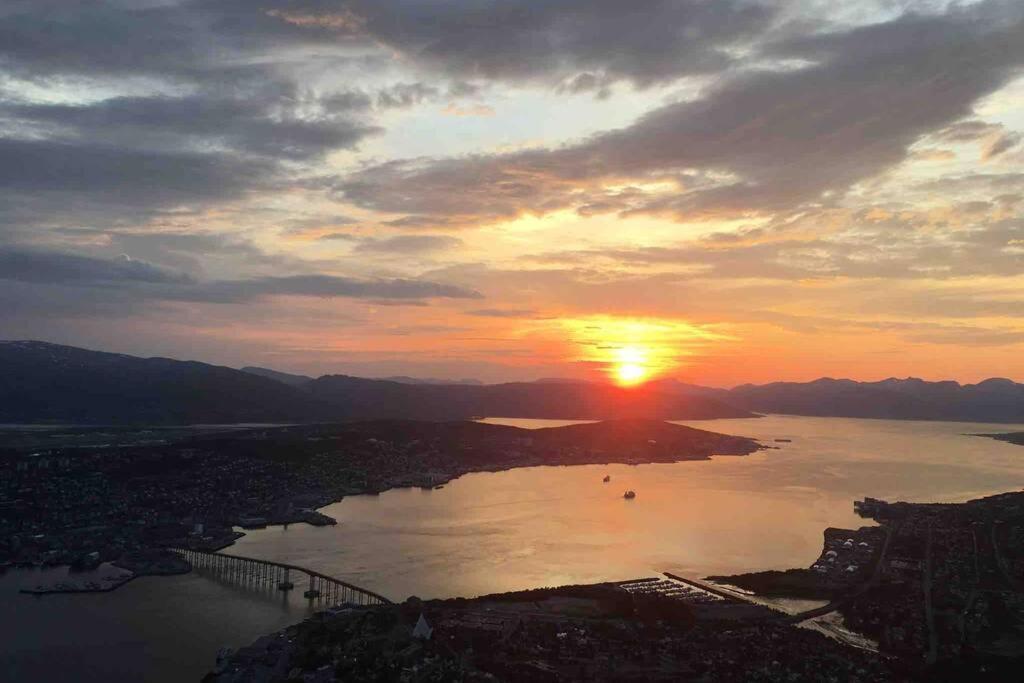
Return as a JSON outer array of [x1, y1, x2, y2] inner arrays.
[[440, 102, 495, 117], [377, 82, 440, 109], [931, 119, 1024, 161], [184, 274, 482, 303], [337, 2, 1024, 222], [0, 247, 192, 285], [0, 1, 383, 234], [346, 0, 779, 88], [0, 1, 369, 82], [534, 210, 1024, 281], [2, 88, 380, 161], [0, 246, 483, 305], [983, 130, 1023, 160], [465, 308, 538, 318], [0, 137, 270, 204], [352, 234, 463, 254]]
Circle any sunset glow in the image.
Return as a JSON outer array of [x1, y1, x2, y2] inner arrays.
[[9, 3, 1024, 679], [557, 316, 731, 384], [614, 362, 649, 387], [0, 1, 1021, 387]]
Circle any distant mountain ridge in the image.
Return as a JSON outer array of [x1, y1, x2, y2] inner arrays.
[[374, 375, 483, 386], [241, 366, 314, 388], [305, 373, 752, 422], [6, 340, 1019, 424], [0, 341, 754, 424], [658, 376, 1024, 424], [0, 341, 336, 424]]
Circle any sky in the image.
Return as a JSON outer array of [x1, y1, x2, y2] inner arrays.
[[1, 0, 1023, 386]]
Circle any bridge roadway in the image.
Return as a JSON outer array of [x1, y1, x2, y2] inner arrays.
[[170, 547, 391, 606]]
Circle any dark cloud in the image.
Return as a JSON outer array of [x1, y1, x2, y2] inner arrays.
[[0, 137, 275, 237], [0, 246, 483, 307], [315, 232, 462, 253], [382, 215, 474, 230], [99, 231, 292, 275], [2, 89, 379, 161], [338, 2, 1024, 221], [0, 1, 367, 82], [352, 234, 462, 254], [0, 1, 383, 234], [0, 246, 192, 285], [0, 137, 269, 202], [348, 0, 778, 88]]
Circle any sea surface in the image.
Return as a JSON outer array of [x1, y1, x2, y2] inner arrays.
[[5, 415, 1024, 681]]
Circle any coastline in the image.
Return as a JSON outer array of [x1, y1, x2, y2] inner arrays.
[[8, 419, 763, 575]]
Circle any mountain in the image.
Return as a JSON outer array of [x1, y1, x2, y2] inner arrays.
[[723, 377, 1024, 423], [240, 366, 314, 388], [305, 374, 754, 421], [0, 341, 336, 424], [375, 375, 482, 385], [0, 341, 755, 424]]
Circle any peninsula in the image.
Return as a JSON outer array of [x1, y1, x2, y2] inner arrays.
[[1, 419, 760, 572]]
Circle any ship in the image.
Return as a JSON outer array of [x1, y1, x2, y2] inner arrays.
[[603, 475, 611, 483], [623, 490, 636, 500]]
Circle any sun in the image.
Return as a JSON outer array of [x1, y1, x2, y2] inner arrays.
[[615, 362, 648, 386], [560, 316, 728, 387], [612, 345, 651, 386]]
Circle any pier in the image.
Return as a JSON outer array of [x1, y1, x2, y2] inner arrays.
[[170, 548, 391, 606]]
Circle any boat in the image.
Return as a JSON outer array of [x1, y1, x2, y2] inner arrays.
[[603, 475, 611, 483], [303, 588, 321, 599], [623, 490, 636, 500], [277, 580, 294, 591]]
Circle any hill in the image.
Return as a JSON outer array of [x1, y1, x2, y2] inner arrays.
[[724, 377, 1024, 423], [654, 376, 1024, 423], [240, 366, 314, 388], [305, 374, 754, 421], [0, 341, 756, 424], [0, 341, 336, 424]]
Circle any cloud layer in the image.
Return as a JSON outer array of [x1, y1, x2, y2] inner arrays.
[[1, 0, 1023, 383]]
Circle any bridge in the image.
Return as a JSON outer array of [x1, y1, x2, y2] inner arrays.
[[170, 548, 391, 607]]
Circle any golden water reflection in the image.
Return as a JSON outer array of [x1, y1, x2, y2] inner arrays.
[[231, 415, 1024, 602]]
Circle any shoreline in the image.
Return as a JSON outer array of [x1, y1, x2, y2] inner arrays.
[[20, 572, 138, 596], [11, 434, 764, 576]]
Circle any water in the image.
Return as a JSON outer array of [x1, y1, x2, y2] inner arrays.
[[0, 565, 315, 682], [230, 415, 1024, 599], [4, 415, 1024, 680]]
